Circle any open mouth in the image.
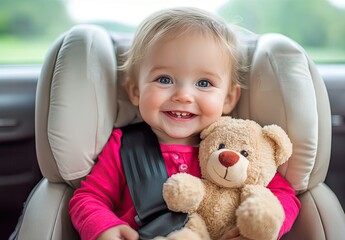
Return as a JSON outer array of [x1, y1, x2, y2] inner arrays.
[[167, 111, 195, 119]]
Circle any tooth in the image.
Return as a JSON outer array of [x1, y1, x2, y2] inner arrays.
[[170, 111, 192, 117]]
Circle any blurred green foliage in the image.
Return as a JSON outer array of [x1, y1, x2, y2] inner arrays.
[[0, 0, 136, 63], [0, 0, 344, 63], [0, 0, 73, 38], [219, 0, 345, 53]]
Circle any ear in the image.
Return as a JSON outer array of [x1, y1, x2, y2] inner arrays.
[[223, 84, 241, 115], [125, 78, 139, 106], [263, 125, 293, 166]]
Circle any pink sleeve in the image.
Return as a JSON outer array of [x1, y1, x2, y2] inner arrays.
[[267, 173, 301, 239], [69, 129, 128, 240]]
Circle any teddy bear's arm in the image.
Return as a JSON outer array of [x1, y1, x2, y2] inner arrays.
[[163, 173, 205, 213], [236, 185, 284, 240]]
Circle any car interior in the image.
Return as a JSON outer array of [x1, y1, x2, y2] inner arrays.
[[0, 66, 42, 239], [2, 23, 344, 240]]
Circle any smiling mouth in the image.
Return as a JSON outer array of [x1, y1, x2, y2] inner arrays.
[[167, 111, 195, 119], [213, 166, 232, 182]]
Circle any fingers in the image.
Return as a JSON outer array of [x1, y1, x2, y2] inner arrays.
[[96, 225, 139, 240], [120, 225, 139, 240]]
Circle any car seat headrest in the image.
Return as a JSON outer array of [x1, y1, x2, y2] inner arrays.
[[36, 25, 117, 187]]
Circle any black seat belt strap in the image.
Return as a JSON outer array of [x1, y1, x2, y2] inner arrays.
[[121, 122, 188, 240]]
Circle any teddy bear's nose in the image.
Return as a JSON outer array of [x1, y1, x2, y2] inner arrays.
[[219, 151, 239, 167]]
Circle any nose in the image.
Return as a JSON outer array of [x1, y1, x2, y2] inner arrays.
[[171, 84, 194, 103], [219, 151, 239, 167]]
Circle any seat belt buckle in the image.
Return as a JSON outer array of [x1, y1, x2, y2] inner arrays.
[[135, 215, 145, 227]]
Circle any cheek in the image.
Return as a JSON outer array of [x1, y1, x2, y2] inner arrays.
[[138, 87, 164, 107], [199, 94, 226, 115]]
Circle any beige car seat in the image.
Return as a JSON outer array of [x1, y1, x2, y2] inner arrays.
[[11, 24, 345, 240]]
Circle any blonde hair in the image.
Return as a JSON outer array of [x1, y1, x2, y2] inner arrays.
[[120, 7, 244, 86]]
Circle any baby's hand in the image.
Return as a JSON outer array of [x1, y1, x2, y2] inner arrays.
[[96, 225, 139, 240]]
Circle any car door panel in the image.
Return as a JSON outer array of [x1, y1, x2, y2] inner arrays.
[[0, 65, 42, 239], [320, 64, 345, 211]]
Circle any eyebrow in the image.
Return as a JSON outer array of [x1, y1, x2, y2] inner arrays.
[[197, 70, 225, 82], [147, 64, 226, 84], [150, 66, 222, 77], [148, 65, 173, 73]]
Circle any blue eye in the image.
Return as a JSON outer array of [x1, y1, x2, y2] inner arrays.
[[158, 76, 173, 84], [196, 79, 211, 88]]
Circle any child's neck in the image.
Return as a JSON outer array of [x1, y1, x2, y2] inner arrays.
[[156, 134, 200, 146]]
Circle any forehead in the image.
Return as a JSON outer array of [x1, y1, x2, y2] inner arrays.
[[150, 27, 227, 53], [144, 30, 231, 68]]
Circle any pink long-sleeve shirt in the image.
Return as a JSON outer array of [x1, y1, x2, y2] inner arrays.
[[69, 129, 300, 240]]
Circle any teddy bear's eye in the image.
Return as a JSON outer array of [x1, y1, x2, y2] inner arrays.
[[218, 143, 226, 150], [240, 150, 249, 157]]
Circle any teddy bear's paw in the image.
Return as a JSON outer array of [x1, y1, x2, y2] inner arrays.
[[165, 227, 203, 240], [163, 173, 205, 212], [237, 186, 284, 240], [185, 213, 211, 240]]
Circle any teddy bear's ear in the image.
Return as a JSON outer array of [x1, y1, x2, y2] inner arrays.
[[262, 125, 293, 166], [200, 116, 232, 140]]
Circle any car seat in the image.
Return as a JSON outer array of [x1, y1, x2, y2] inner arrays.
[[11, 24, 345, 240]]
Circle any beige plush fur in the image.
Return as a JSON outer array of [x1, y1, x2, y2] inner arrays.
[[155, 116, 292, 240]]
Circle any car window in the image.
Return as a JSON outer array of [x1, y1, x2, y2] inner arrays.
[[1, 0, 345, 64], [219, 0, 345, 63]]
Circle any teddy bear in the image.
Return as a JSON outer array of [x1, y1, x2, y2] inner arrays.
[[156, 116, 293, 240]]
